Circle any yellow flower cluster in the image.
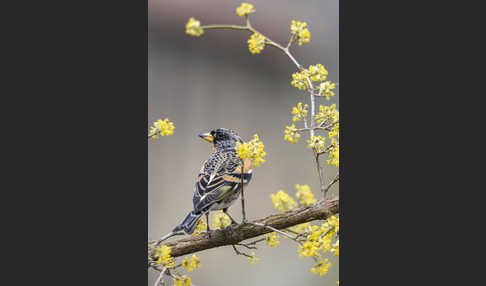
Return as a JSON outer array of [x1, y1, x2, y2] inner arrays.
[[291, 64, 328, 90], [149, 118, 175, 138], [298, 215, 339, 261], [284, 124, 301, 143], [311, 258, 332, 276], [270, 190, 297, 211], [319, 81, 336, 101], [181, 254, 202, 272], [308, 64, 328, 82], [307, 136, 326, 153], [291, 70, 309, 90], [290, 20, 311, 46], [235, 134, 266, 167], [173, 275, 191, 286], [191, 218, 207, 237], [295, 184, 316, 206], [328, 123, 339, 139], [212, 210, 231, 230], [299, 239, 320, 257], [247, 252, 260, 264], [314, 104, 338, 125], [291, 102, 308, 122], [248, 33, 265, 54], [264, 232, 280, 247], [327, 139, 339, 167], [156, 245, 174, 268], [326, 215, 339, 234], [185, 17, 204, 37], [236, 3, 255, 17]]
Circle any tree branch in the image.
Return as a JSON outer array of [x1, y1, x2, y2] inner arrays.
[[149, 197, 338, 261]]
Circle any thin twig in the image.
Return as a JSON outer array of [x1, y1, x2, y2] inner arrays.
[[251, 222, 303, 245], [232, 244, 252, 258], [242, 238, 265, 246], [240, 159, 247, 223], [286, 33, 296, 49], [322, 173, 339, 195], [295, 126, 330, 132], [154, 267, 167, 286], [236, 243, 257, 250], [200, 24, 248, 30], [313, 149, 326, 197]]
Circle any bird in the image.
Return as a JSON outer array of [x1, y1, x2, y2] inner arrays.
[[157, 128, 253, 243]]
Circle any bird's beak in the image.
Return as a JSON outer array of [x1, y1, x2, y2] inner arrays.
[[199, 132, 214, 143]]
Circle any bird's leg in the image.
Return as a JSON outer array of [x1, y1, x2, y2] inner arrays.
[[240, 160, 247, 224], [223, 208, 238, 225], [205, 212, 211, 232]]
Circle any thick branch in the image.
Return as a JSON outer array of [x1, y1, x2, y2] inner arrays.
[[150, 197, 338, 260]]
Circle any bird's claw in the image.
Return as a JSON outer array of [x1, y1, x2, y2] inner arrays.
[[205, 231, 212, 239]]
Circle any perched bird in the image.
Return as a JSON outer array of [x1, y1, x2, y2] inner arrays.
[[161, 128, 253, 241]]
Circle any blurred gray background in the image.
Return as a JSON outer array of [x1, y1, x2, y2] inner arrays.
[[149, 0, 339, 285]]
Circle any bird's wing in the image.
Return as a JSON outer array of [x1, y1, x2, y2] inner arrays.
[[192, 151, 243, 212]]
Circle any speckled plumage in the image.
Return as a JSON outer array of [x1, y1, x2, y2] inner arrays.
[[173, 128, 253, 234]]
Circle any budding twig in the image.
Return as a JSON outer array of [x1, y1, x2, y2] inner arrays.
[[251, 222, 303, 245], [232, 244, 252, 258]]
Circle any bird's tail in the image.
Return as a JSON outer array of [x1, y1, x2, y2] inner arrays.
[[172, 211, 203, 235]]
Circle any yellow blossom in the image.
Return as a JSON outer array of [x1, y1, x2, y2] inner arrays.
[[181, 254, 202, 272], [270, 190, 297, 211], [297, 214, 339, 272], [291, 102, 308, 122], [327, 139, 339, 167], [191, 218, 207, 237], [248, 33, 265, 54], [307, 136, 326, 153], [314, 104, 338, 125], [291, 70, 308, 90], [290, 20, 311, 46], [173, 275, 191, 286], [264, 232, 280, 247], [236, 3, 255, 17], [328, 123, 339, 139], [155, 245, 174, 268], [149, 118, 175, 138], [298, 241, 320, 257], [319, 81, 336, 101], [185, 17, 204, 37], [311, 258, 332, 276], [327, 215, 339, 234], [284, 124, 301, 143], [308, 64, 328, 82], [247, 252, 260, 264], [295, 184, 316, 206], [235, 134, 266, 167], [291, 64, 328, 90], [212, 210, 231, 230]]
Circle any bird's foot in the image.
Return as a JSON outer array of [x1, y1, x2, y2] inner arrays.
[[205, 230, 212, 239]]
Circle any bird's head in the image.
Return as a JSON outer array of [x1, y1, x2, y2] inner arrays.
[[199, 128, 243, 148]]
